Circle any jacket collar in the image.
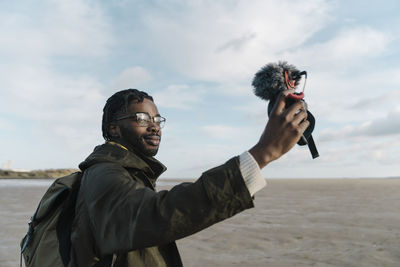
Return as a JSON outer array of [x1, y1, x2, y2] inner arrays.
[[79, 142, 167, 181]]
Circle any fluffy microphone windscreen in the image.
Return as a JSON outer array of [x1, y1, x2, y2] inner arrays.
[[252, 61, 300, 101]]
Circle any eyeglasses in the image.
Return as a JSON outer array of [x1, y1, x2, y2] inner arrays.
[[116, 112, 166, 128]]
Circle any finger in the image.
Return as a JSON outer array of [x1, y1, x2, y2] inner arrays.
[[293, 109, 308, 125], [270, 90, 295, 115], [298, 119, 310, 133], [284, 101, 306, 118]]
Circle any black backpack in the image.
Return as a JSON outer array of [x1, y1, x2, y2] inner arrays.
[[20, 172, 82, 267]]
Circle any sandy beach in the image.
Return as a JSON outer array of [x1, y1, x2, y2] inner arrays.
[[1, 178, 399, 267]]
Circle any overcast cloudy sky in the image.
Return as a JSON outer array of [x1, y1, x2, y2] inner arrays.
[[1, 0, 399, 178]]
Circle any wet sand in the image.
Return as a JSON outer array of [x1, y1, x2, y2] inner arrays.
[[1, 179, 399, 266]]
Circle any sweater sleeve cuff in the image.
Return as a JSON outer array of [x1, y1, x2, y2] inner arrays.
[[239, 151, 267, 196]]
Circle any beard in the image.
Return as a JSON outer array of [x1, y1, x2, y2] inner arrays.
[[119, 126, 161, 157], [136, 135, 160, 157]]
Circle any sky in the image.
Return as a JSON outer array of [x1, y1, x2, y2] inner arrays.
[[0, 0, 399, 179]]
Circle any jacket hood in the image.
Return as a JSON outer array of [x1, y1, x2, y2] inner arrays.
[[79, 142, 167, 180]]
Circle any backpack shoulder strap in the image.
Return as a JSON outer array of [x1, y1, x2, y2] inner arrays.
[[57, 172, 82, 266]]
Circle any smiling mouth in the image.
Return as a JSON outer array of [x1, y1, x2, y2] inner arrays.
[[143, 135, 160, 146]]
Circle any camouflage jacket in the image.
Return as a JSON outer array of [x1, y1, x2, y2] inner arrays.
[[69, 142, 253, 267]]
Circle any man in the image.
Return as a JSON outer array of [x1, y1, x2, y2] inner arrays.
[[69, 88, 309, 266]]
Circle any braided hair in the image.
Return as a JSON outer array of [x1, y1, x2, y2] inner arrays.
[[102, 89, 154, 141]]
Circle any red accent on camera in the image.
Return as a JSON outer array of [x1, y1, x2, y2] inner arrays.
[[288, 92, 305, 100], [284, 70, 305, 100]]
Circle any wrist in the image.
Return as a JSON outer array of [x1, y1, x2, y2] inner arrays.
[[248, 144, 276, 169]]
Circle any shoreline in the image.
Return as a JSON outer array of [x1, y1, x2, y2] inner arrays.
[[0, 169, 79, 179]]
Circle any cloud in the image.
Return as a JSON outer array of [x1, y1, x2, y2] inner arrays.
[[216, 32, 257, 52], [350, 78, 400, 109], [0, 65, 107, 168], [283, 27, 390, 70], [0, 118, 16, 131], [321, 27, 388, 60], [278, 27, 393, 125], [152, 84, 203, 109], [0, 66, 105, 121], [0, 0, 113, 169], [301, 68, 400, 128], [0, 0, 112, 61], [201, 125, 243, 140], [0, 0, 113, 127], [113, 67, 153, 89], [328, 135, 400, 166], [320, 106, 400, 142], [137, 0, 331, 84], [355, 108, 400, 136]]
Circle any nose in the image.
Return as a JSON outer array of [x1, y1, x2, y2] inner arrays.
[[147, 121, 161, 133]]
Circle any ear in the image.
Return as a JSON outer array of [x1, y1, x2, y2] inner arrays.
[[108, 122, 121, 139]]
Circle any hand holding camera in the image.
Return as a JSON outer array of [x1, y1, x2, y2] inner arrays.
[[250, 62, 319, 164]]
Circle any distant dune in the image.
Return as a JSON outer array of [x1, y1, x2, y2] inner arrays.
[[0, 169, 79, 179]]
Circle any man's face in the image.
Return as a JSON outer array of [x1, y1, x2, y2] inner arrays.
[[116, 98, 162, 157]]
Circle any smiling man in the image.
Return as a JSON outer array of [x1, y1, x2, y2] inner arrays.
[[69, 88, 308, 266], [108, 96, 163, 156]]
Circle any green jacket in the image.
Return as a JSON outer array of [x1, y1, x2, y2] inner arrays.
[[69, 142, 254, 267]]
